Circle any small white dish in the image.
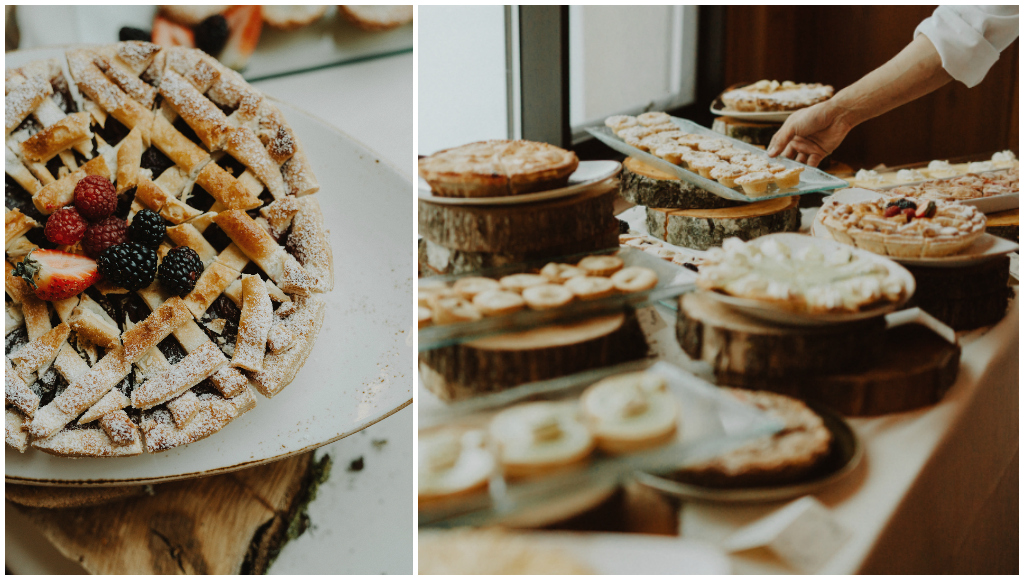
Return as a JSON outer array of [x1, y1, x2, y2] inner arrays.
[[702, 233, 915, 327], [417, 160, 621, 206], [813, 189, 1020, 268]]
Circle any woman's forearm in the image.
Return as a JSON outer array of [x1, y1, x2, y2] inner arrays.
[[827, 34, 953, 133]]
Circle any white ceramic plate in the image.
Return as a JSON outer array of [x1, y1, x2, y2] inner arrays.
[[5, 49, 412, 485], [417, 160, 621, 206], [702, 233, 915, 327], [868, 170, 1019, 214], [813, 189, 1020, 268], [709, 101, 794, 123]]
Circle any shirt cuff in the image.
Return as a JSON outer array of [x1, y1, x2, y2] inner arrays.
[[915, 9, 1001, 88]]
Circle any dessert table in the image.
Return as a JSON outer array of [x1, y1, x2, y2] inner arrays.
[[6, 51, 413, 575]]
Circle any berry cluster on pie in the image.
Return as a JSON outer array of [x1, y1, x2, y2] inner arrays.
[[418, 140, 579, 198], [819, 196, 986, 258], [604, 112, 803, 196], [674, 388, 832, 488], [6, 42, 333, 457], [697, 237, 907, 313], [720, 80, 833, 112], [417, 255, 658, 327], [887, 169, 1018, 202]]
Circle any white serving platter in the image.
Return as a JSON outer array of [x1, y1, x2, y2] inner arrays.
[[702, 233, 916, 327], [417, 160, 621, 206], [813, 189, 1020, 268], [868, 169, 1019, 214], [5, 48, 412, 486]]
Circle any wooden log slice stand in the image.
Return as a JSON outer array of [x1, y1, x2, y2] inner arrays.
[[711, 116, 780, 147], [418, 183, 620, 277], [646, 195, 800, 250], [620, 157, 740, 210], [904, 255, 1013, 331], [986, 209, 1019, 242], [676, 292, 960, 416], [420, 312, 649, 402]]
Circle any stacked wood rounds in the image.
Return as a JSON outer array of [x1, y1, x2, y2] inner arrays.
[[420, 312, 649, 402], [985, 209, 1019, 242], [711, 116, 780, 147], [676, 292, 960, 416], [418, 181, 620, 277], [620, 158, 801, 251], [904, 256, 1013, 331]]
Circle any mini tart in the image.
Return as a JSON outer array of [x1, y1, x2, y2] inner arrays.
[[581, 371, 679, 454], [499, 273, 549, 293], [605, 115, 638, 133], [636, 111, 672, 127], [539, 262, 586, 283], [418, 306, 433, 328], [452, 276, 501, 300], [819, 197, 987, 258], [419, 139, 578, 198], [774, 167, 803, 188], [735, 171, 775, 196], [472, 290, 525, 317], [563, 276, 615, 300], [710, 164, 747, 188], [616, 125, 654, 142], [610, 267, 658, 292], [489, 402, 595, 478], [675, 388, 832, 488], [576, 255, 624, 277], [522, 284, 574, 310], [418, 430, 496, 502], [432, 297, 483, 324]]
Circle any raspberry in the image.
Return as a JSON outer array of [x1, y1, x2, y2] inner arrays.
[[82, 216, 129, 258], [97, 242, 158, 292], [74, 175, 117, 221], [43, 206, 87, 246], [158, 246, 204, 297]]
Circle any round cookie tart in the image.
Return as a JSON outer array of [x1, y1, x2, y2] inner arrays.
[[5, 43, 333, 457], [419, 429, 496, 503], [489, 401, 595, 478], [581, 371, 679, 454], [418, 139, 579, 198]]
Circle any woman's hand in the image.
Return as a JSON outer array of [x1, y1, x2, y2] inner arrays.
[[766, 101, 852, 167]]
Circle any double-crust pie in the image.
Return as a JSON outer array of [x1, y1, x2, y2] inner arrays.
[[5, 43, 333, 457], [721, 80, 833, 112], [697, 237, 907, 314], [888, 169, 1018, 202], [819, 196, 986, 258], [419, 139, 579, 198]]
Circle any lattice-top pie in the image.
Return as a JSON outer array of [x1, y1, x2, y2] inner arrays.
[[721, 80, 833, 112], [819, 196, 986, 258], [5, 42, 334, 457], [418, 139, 579, 198]]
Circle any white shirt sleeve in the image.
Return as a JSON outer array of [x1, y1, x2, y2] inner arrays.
[[915, 5, 1019, 88]]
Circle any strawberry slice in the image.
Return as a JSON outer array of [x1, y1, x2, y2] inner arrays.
[[152, 15, 195, 48], [220, 5, 263, 70], [12, 250, 100, 302]]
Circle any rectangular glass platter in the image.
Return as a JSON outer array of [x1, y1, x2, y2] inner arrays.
[[418, 360, 784, 528], [418, 248, 695, 351], [587, 117, 849, 203]]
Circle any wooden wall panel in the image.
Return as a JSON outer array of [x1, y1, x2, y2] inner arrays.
[[722, 6, 1019, 167]]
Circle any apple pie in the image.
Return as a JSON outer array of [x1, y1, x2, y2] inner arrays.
[[419, 140, 579, 198], [721, 80, 833, 112]]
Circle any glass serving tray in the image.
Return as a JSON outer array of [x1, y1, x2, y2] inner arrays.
[[418, 360, 784, 528], [418, 248, 696, 351], [587, 117, 848, 203]]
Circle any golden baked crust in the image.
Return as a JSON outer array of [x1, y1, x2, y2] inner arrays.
[[5, 43, 333, 457], [721, 80, 833, 112], [419, 139, 579, 198]]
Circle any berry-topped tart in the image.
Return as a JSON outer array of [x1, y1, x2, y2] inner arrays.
[[819, 196, 986, 258], [5, 42, 333, 457]]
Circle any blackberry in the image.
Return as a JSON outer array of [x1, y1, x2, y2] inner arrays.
[[158, 246, 204, 297], [896, 198, 917, 211], [140, 147, 174, 178], [119, 27, 151, 42], [617, 218, 631, 235], [194, 15, 229, 57], [97, 243, 157, 292], [129, 209, 167, 248]]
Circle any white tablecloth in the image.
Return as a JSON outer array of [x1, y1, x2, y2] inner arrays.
[[5, 52, 414, 575]]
